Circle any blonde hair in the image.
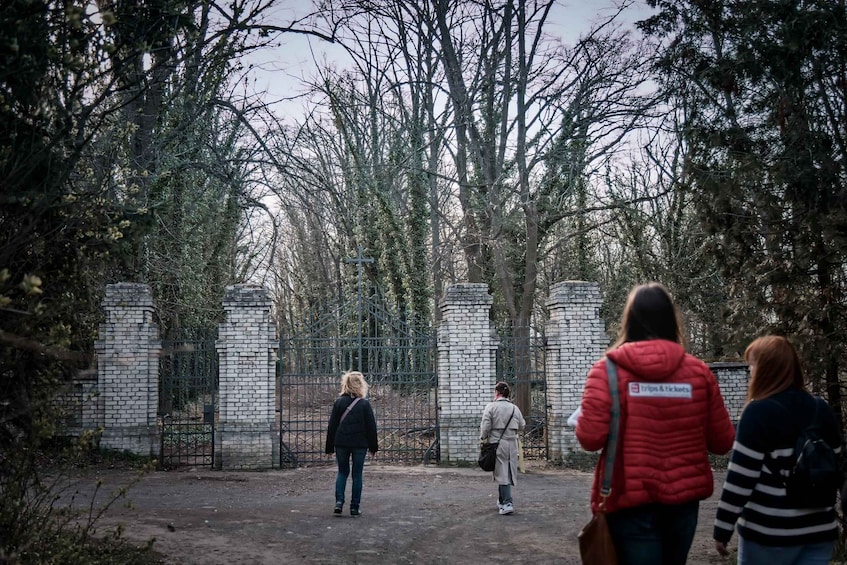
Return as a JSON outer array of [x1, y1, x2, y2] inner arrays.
[[340, 371, 369, 398]]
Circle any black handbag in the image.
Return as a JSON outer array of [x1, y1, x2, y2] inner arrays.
[[478, 441, 498, 471], [578, 358, 620, 565], [478, 407, 516, 472]]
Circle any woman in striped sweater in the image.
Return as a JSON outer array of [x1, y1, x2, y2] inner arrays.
[[713, 335, 842, 564]]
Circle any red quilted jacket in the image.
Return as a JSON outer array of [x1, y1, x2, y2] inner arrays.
[[575, 340, 735, 514]]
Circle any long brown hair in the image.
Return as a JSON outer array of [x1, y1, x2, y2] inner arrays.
[[744, 335, 806, 402], [613, 282, 687, 349]]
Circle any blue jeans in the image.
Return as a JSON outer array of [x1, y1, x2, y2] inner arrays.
[[606, 501, 699, 565], [737, 537, 834, 565], [498, 484, 512, 505], [334, 447, 367, 509]]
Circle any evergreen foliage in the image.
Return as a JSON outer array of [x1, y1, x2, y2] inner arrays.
[[639, 0, 847, 407], [1, 0, 330, 558]]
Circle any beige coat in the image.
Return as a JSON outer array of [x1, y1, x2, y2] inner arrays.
[[480, 398, 526, 485]]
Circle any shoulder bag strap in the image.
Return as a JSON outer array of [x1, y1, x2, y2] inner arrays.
[[340, 397, 361, 424], [491, 406, 516, 441], [600, 358, 621, 500], [504, 407, 516, 432]]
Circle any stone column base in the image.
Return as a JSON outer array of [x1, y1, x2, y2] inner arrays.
[[547, 413, 582, 461], [438, 415, 484, 464], [100, 425, 160, 457], [216, 421, 274, 470]]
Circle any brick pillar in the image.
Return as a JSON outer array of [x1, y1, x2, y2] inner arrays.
[[437, 283, 496, 464], [95, 283, 160, 456], [545, 281, 607, 460], [216, 285, 277, 469], [710, 362, 749, 422]]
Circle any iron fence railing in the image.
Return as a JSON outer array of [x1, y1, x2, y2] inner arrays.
[[496, 326, 547, 460], [278, 299, 438, 468], [159, 327, 218, 469]]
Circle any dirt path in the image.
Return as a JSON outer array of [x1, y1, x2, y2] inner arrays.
[[62, 463, 732, 564]]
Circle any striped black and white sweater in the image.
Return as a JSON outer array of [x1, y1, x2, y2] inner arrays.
[[713, 387, 841, 547]]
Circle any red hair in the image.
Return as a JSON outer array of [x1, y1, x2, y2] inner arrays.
[[744, 335, 805, 402]]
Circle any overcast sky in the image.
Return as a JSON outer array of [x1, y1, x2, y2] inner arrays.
[[247, 1, 656, 116]]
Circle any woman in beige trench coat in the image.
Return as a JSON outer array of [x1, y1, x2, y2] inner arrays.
[[480, 382, 526, 515]]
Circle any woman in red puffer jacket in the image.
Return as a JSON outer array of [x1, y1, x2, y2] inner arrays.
[[576, 282, 735, 565]]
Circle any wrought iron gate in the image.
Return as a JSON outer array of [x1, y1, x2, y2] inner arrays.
[[159, 327, 218, 468], [278, 299, 437, 468], [497, 325, 547, 460]]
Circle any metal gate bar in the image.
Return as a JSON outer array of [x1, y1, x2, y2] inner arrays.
[[361, 334, 437, 465], [279, 302, 437, 468], [497, 326, 547, 460], [278, 335, 348, 467], [159, 327, 217, 468]]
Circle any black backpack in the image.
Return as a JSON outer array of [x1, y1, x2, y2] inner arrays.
[[775, 397, 839, 508]]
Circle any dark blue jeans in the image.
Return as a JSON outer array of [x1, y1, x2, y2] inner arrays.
[[498, 484, 512, 505], [738, 538, 834, 565], [606, 500, 699, 565], [334, 447, 367, 509]]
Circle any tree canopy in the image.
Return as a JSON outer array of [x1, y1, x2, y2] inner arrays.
[[2, 0, 846, 439]]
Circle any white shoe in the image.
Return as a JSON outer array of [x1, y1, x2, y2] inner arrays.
[[499, 503, 514, 515]]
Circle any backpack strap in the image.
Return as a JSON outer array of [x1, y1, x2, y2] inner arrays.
[[765, 394, 827, 475]]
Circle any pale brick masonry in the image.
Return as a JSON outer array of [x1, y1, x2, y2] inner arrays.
[[61, 280, 749, 467], [215, 285, 278, 470], [711, 362, 749, 421], [94, 283, 160, 456], [545, 281, 608, 459], [53, 371, 99, 437], [436, 283, 497, 463]]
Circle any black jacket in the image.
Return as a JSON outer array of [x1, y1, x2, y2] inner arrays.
[[714, 387, 842, 546], [325, 394, 379, 453]]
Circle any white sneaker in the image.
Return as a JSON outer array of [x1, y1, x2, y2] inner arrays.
[[499, 503, 514, 515]]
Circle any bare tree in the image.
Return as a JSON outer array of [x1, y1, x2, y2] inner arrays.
[[427, 0, 656, 414]]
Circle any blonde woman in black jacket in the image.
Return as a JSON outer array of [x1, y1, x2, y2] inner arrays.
[[325, 371, 379, 517]]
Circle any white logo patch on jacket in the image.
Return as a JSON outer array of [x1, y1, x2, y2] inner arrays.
[[628, 382, 692, 398]]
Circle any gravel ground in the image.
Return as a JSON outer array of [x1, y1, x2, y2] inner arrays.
[[58, 462, 733, 564]]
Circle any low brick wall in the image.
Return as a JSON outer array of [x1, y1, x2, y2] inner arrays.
[[710, 362, 749, 421], [56, 280, 751, 468]]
